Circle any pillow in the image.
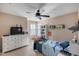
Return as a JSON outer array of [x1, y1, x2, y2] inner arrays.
[[59, 41, 69, 49]]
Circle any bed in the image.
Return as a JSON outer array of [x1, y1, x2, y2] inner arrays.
[[42, 40, 69, 56], [34, 38, 69, 56]]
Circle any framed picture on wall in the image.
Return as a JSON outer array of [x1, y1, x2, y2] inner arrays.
[[49, 24, 65, 29], [49, 25, 56, 29]]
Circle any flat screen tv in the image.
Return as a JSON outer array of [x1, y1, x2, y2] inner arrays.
[[10, 27, 22, 35]]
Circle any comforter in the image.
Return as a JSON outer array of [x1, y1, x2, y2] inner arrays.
[[42, 40, 63, 56]]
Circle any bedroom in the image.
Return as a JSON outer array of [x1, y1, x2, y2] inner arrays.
[[0, 3, 79, 56]]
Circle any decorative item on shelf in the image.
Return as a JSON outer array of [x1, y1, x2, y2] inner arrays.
[[41, 32, 44, 34], [41, 29, 45, 31], [41, 25, 46, 28], [43, 25, 45, 28]]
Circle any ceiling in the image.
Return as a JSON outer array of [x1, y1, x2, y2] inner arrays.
[[0, 3, 79, 21]]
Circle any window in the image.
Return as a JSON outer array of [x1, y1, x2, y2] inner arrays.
[[30, 23, 41, 36], [37, 23, 41, 36], [30, 23, 36, 36]]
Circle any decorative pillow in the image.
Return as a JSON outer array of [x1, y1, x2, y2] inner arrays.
[[59, 41, 69, 49]]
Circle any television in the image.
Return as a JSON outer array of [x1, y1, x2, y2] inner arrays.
[[10, 27, 23, 35]]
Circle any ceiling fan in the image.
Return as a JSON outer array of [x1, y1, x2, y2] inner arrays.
[[26, 9, 50, 20], [35, 9, 50, 20]]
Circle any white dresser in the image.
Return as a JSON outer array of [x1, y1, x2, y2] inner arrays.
[[2, 34, 29, 53]]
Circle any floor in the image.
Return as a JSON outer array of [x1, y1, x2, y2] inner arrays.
[[0, 39, 43, 56], [0, 39, 66, 56]]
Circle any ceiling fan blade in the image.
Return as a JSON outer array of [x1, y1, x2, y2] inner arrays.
[[40, 15, 50, 17]]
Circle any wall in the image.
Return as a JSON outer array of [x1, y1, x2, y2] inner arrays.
[[0, 12, 27, 37], [40, 12, 78, 41], [0, 12, 27, 51]]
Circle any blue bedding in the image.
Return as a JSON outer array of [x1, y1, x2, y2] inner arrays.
[[42, 40, 63, 56], [42, 40, 69, 56], [59, 41, 69, 49], [34, 39, 69, 56]]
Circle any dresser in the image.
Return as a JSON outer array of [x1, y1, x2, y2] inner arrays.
[[2, 34, 29, 53]]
